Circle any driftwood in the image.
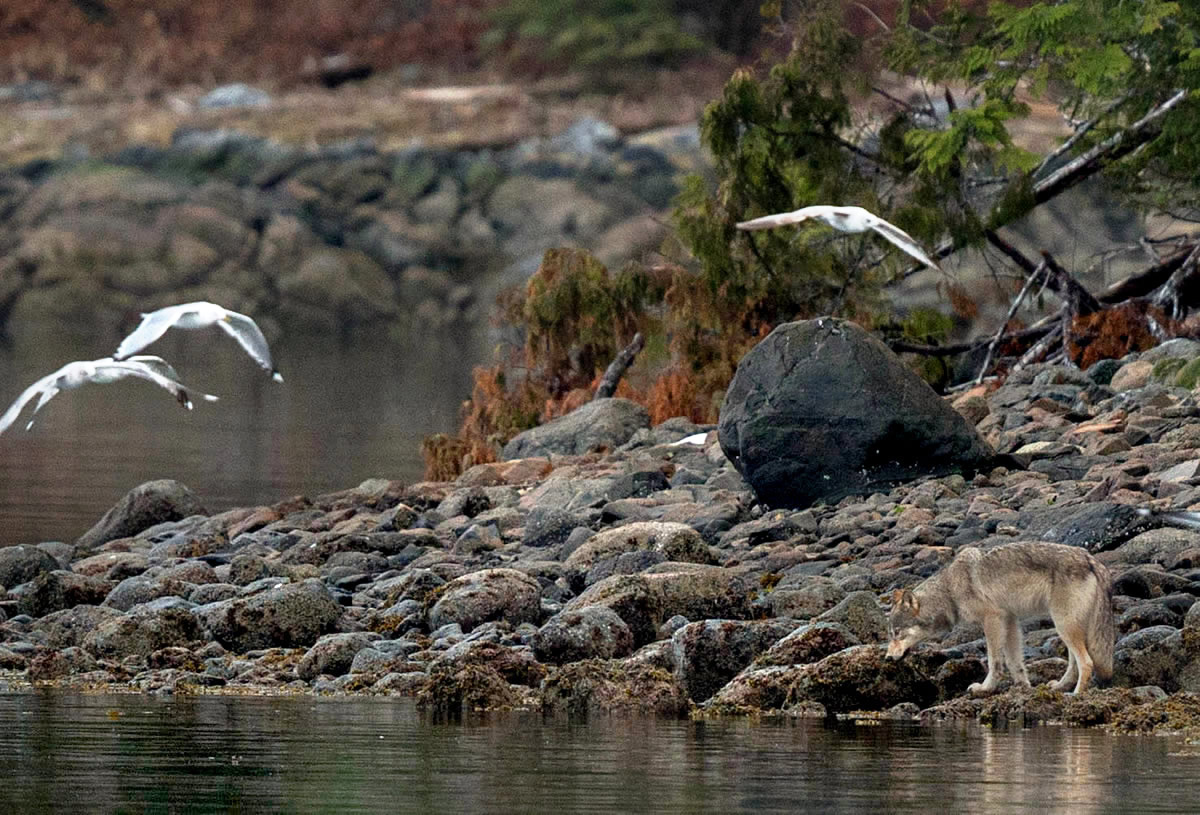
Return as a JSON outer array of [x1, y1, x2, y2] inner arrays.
[[594, 333, 644, 399]]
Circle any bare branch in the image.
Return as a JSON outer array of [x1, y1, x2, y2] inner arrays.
[[1031, 90, 1187, 208], [1100, 241, 1197, 303], [1032, 94, 1131, 179], [976, 260, 1048, 383], [1013, 315, 1065, 372], [985, 230, 1041, 275], [1151, 242, 1200, 320], [886, 322, 1054, 356], [871, 85, 921, 113], [891, 90, 1188, 282], [852, 2, 891, 32], [1041, 250, 1101, 316]]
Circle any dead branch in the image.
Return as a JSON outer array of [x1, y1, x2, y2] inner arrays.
[[1041, 250, 1101, 316], [976, 259, 1048, 383], [1013, 314, 1065, 372], [886, 322, 1053, 356], [893, 90, 1188, 281], [594, 332, 644, 399], [1100, 241, 1197, 303], [985, 230, 1040, 275], [1032, 90, 1186, 207], [1031, 94, 1130, 179], [1151, 242, 1200, 320]]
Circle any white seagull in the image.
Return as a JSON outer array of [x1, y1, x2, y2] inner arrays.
[[115, 302, 283, 382], [0, 355, 219, 436], [736, 205, 942, 272]]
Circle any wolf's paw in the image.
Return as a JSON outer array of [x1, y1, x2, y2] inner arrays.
[[967, 682, 995, 696]]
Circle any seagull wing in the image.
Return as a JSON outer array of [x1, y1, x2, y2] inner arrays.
[[735, 207, 825, 231], [125, 355, 220, 402], [862, 214, 943, 272], [114, 305, 190, 359], [93, 359, 197, 410], [218, 311, 282, 381], [0, 373, 60, 435]]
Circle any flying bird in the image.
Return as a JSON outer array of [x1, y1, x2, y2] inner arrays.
[[115, 302, 283, 382], [0, 355, 219, 436], [736, 205, 943, 272]]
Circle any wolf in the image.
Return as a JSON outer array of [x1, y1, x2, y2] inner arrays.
[[885, 542, 1114, 695]]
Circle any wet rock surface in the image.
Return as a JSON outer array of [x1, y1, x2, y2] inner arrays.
[[8, 347, 1200, 731]]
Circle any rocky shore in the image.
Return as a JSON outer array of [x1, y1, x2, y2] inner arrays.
[[0, 116, 705, 341], [7, 338, 1200, 735]]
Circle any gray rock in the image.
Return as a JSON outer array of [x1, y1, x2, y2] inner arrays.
[[816, 591, 889, 643], [1112, 626, 1184, 692], [565, 564, 753, 647], [717, 319, 994, 508], [564, 521, 714, 571], [103, 576, 192, 612], [0, 546, 60, 591], [76, 480, 207, 551], [197, 83, 271, 109], [671, 618, 798, 702], [297, 632, 381, 680], [428, 568, 541, 633], [549, 116, 621, 157], [502, 398, 650, 460], [83, 606, 203, 659], [789, 645, 941, 713], [585, 551, 668, 587], [16, 570, 111, 618], [195, 579, 341, 652], [768, 576, 846, 618], [754, 622, 861, 667], [533, 606, 634, 664], [522, 507, 584, 548], [29, 605, 124, 648]]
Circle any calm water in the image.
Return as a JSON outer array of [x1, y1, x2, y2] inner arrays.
[[0, 692, 1197, 814], [0, 327, 485, 545]]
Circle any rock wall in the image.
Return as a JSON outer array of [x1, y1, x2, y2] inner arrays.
[[0, 118, 707, 341]]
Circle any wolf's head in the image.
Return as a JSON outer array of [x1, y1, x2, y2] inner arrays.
[[885, 588, 940, 660]]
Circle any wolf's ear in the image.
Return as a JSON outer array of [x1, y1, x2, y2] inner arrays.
[[895, 589, 918, 613], [889, 589, 904, 607]]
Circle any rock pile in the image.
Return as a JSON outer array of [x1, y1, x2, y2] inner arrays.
[[0, 120, 704, 340]]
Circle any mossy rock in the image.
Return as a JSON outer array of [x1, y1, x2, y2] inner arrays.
[[1151, 357, 1188, 382], [1174, 358, 1200, 389]]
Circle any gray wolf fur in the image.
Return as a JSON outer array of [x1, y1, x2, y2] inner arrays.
[[885, 542, 1114, 694]]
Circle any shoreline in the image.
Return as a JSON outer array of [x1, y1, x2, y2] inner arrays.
[[5, 345, 1200, 735]]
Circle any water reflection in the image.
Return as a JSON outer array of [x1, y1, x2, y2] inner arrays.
[[0, 326, 484, 545], [0, 693, 1197, 814]]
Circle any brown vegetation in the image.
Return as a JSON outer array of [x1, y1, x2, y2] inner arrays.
[[0, 0, 495, 91], [422, 247, 776, 479]]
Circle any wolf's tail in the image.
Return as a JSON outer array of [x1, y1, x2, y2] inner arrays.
[[1087, 559, 1115, 681]]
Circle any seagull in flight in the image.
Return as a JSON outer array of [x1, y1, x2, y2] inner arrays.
[[736, 205, 943, 272], [0, 355, 219, 436], [115, 302, 283, 382]]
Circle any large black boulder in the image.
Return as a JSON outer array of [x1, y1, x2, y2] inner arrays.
[[718, 318, 994, 508]]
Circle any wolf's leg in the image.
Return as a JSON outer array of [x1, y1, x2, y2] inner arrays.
[[1057, 621, 1094, 693], [1051, 646, 1079, 692], [1002, 615, 1031, 688], [969, 616, 1008, 695]]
